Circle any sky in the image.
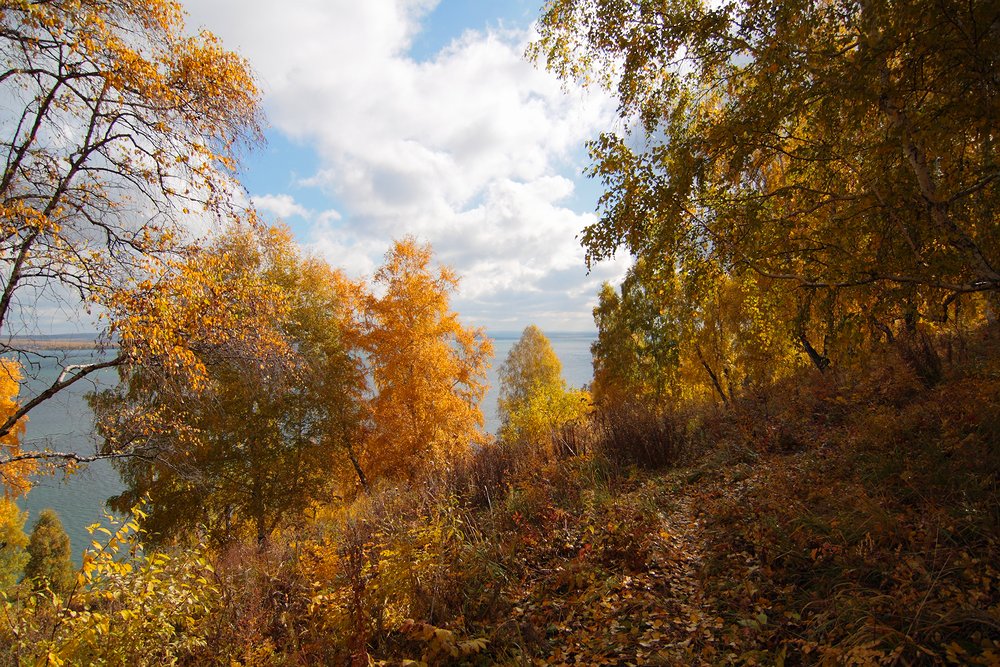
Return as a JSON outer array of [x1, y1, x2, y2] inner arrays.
[[179, 0, 631, 333]]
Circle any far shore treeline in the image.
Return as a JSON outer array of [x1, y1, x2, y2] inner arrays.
[[8, 336, 116, 352]]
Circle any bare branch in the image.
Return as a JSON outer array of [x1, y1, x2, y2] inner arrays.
[[0, 355, 123, 442]]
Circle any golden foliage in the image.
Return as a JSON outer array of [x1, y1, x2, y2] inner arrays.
[[0, 360, 30, 496], [93, 222, 363, 546], [358, 238, 492, 483], [535, 0, 1000, 399], [397, 619, 489, 665], [2, 504, 222, 665], [499, 325, 591, 448], [106, 218, 293, 395], [0, 0, 263, 464], [0, 496, 28, 590]]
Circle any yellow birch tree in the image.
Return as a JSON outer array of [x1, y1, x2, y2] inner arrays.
[[0, 0, 264, 480], [358, 238, 492, 484], [534, 0, 1000, 380], [498, 325, 590, 446]]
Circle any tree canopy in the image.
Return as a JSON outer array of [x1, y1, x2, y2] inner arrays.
[[498, 325, 564, 415], [534, 0, 999, 385], [24, 508, 74, 594], [498, 325, 590, 446], [0, 0, 264, 484], [0, 496, 27, 591], [90, 224, 363, 546]]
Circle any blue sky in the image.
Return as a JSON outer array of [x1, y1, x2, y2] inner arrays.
[[409, 0, 538, 59], [182, 0, 629, 332]]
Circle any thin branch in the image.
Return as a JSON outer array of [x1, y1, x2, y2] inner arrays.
[[0, 448, 160, 467], [0, 355, 123, 442], [749, 264, 998, 294], [947, 170, 1000, 205]]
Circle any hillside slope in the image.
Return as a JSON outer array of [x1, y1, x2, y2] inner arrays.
[[362, 329, 1000, 665]]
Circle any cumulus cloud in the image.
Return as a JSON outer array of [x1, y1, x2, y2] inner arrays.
[[182, 0, 629, 331], [251, 193, 309, 220]]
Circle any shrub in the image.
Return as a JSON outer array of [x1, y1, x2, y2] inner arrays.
[[591, 402, 687, 469], [24, 508, 74, 595]]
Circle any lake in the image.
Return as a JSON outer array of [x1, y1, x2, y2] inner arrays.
[[13, 348, 122, 566], [13, 330, 595, 563]]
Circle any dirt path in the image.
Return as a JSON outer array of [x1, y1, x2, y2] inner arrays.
[[510, 482, 727, 666]]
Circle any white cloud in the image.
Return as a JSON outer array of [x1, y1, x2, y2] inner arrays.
[[316, 209, 342, 224], [181, 0, 624, 331], [251, 193, 308, 220]]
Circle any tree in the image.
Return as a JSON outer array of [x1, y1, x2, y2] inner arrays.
[[0, 0, 263, 478], [359, 238, 492, 484], [90, 224, 364, 546], [533, 0, 1000, 373], [498, 325, 564, 416], [498, 325, 590, 445], [24, 508, 74, 594], [590, 260, 682, 406], [0, 496, 28, 591], [591, 256, 813, 408]]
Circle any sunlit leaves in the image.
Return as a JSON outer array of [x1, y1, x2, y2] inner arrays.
[[590, 259, 682, 406], [398, 619, 489, 664], [93, 223, 361, 546], [535, 0, 1000, 377], [0, 496, 28, 590], [499, 325, 564, 415], [0, 359, 30, 495], [4, 503, 221, 665], [106, 220, 292, 395], [358, 238, 492, 484], [498, 325, 591, 447], [0, 0, 262, 452]]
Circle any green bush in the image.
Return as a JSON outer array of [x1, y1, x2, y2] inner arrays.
[[24, 508, 74, 595]]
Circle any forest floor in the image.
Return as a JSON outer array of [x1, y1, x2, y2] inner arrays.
[[5, 339, 999, 667], [383, 329, 1000, 666], [505, 477, 723, 665], [467, 440, 1000, 666]]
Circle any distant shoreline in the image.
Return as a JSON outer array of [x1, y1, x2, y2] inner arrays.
[[7, 336, 115, 352], [5, 331, 595, 352]]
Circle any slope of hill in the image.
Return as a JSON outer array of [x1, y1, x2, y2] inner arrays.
[[287, 326, 1000, 665]]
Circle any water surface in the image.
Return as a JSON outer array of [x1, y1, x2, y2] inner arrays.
[[14, 349, 122, 565]]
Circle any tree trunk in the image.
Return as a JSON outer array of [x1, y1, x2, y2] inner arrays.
[[799, 332, 831, 373], [695, 345, 729, 405], [346, 443, 370, 494]]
